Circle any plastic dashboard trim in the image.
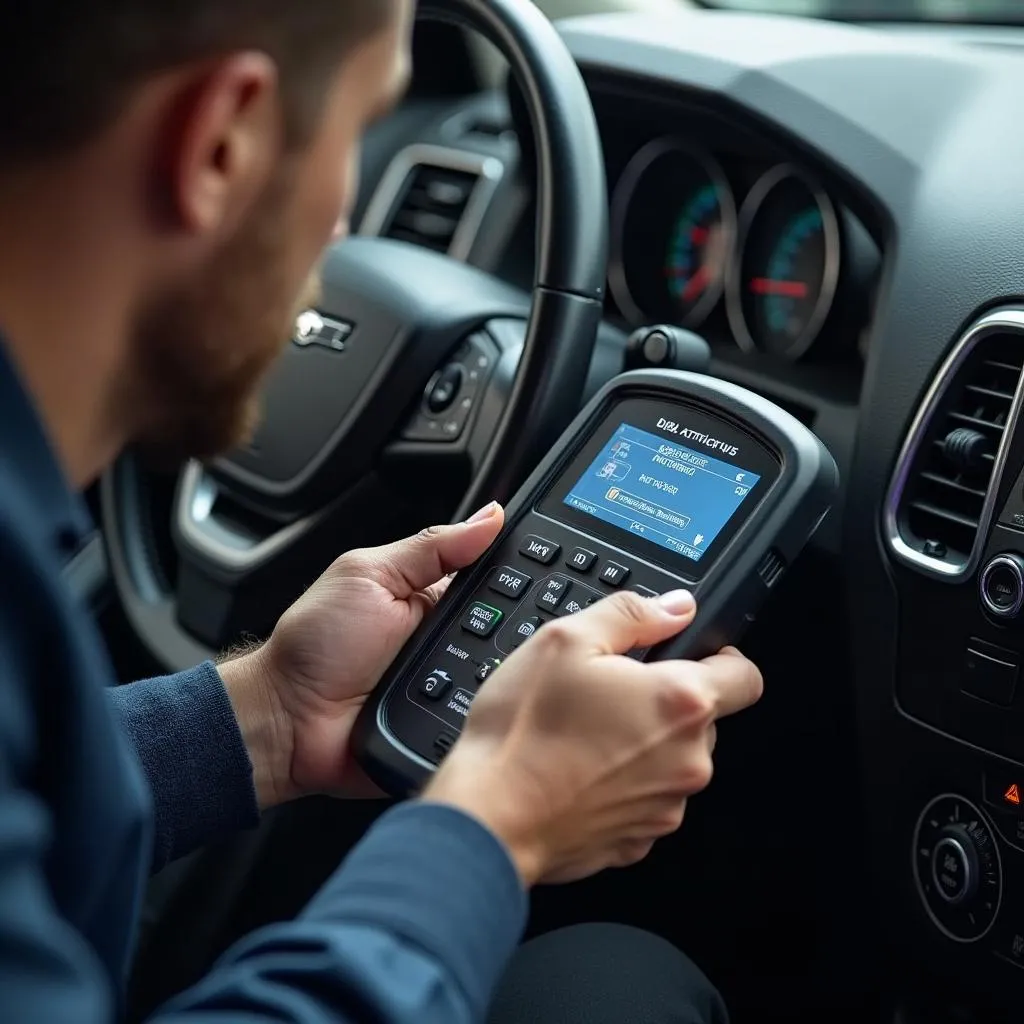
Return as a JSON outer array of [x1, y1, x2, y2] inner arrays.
[[883, 307, 1024, 582], [357, 143, 505, 262], [552, 8, 1024, 1005]]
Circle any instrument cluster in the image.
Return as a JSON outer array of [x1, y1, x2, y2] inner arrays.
[[608, 138, 845, 362]]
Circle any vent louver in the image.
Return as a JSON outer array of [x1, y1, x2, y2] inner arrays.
[[359, 146, 503, 261], [382, 162, 480, 254], [887, 312, 1024, 578]]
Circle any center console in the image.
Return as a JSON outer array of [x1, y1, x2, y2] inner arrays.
[[884, 309, 1024, 1003]]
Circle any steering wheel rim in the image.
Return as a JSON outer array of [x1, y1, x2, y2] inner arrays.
[[421, 0, 608, 517], [101, 0, 609, 670]]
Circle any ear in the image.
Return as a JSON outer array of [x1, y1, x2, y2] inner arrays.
[[168, 53, 281, 237]]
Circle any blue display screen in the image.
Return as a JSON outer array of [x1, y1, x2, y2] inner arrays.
[[563, 422, 761, 563]]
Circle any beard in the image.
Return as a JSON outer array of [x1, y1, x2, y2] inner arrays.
[[129, 167, 323, 469]]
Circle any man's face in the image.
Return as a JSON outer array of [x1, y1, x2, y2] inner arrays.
[[133, 3, 413, 465]]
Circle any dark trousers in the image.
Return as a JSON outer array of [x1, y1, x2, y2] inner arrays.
[[489, 924, 729, 1024]]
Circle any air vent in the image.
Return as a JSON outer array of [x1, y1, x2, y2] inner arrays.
[[462, 116, 515, 141], [886, 311, 1024, 578], [383, 163, 478, 252], [359, 145, 503, 261]]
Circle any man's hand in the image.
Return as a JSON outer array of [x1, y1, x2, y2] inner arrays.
[[220, 502, 504, 808], [423, 590, 763, 887]]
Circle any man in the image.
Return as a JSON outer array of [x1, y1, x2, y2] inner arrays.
[[0, 1, 763, 1021]]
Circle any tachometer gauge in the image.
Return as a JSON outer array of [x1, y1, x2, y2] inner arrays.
[[726, 166, 841, 360], [610, 139, 736, 328]]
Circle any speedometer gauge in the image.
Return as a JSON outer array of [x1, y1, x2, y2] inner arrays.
[[610, 139, 736, 329], [726, 166, 841, 360]]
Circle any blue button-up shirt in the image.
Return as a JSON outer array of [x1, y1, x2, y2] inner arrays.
[[0, 337, 526, 1022]]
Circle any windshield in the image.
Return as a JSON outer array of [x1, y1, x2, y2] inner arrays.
[[702, 0, 1024, 23]]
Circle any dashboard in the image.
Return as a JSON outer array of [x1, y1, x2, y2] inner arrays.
[[603, 109, 877, 365], [348, 8, 1024, 1020]]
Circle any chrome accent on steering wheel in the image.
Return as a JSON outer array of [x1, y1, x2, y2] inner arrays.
[[175, 462, 323, 573]]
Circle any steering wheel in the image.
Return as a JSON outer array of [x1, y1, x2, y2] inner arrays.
[[100, 0, 608, 670]]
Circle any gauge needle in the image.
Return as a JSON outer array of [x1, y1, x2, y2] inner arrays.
[[750, 278, 809, 299], [682, 265, 709, 302]]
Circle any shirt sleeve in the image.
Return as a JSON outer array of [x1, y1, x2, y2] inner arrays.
[[107, 663, 260, 871], [0, 751, 527, 1024], [155, 803, 528, 1023]]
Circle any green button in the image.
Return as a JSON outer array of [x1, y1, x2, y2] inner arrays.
[[462, 602, 503, 638]]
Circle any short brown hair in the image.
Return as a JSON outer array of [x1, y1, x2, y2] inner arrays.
[[0, 1, 396, 167]]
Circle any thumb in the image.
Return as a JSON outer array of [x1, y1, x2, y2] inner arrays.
[[371, 502, 505, 597], [565, 589, 697, 655]]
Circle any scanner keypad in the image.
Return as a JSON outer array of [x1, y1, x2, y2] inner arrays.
[[385, 514, 688, 766]]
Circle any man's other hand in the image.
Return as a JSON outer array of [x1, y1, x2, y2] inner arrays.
[[423, 590, 763, 887], [219, 502, 504, 807]]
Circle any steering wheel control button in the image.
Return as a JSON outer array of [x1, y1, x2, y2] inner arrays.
[[401, 337, 498, 444], [598, 561, 631, 587], [459, 333, 496, 391], [963, 644, 1018, 708], [475, 658, 502, 684], [931, 836, 972, 904], [419, 669, 454, 702], [509, 616, 542, 651], [980, 553, 1024, 619], [536, 577, 570, 612], [462, 602, 503, 638], [630, 584, 659, 598], [520, 535, 560, 565], [426, 364, 464, 414], [560, 595, 587, 616], [567, 547, 597, 573], [488, 567, 532, 600], [913, 794, 1002, 942]]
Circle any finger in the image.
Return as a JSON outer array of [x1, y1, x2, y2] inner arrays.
[[420, 574, 454, 609], [561, 589, 697, 655], [694, 648, 764, 719], [370, 503, 505, 597], [614, 839, 656, 867]]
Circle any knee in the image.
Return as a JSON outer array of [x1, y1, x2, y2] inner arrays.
[[488, 923, 728, 1024]]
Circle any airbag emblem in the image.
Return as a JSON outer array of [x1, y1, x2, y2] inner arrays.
[[292, 310, 354, 353]]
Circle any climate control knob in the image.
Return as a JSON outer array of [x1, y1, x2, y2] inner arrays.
[[913, 794, 1002, 942], [980, 553, 1024, 620], [930, 829, 976, 905]]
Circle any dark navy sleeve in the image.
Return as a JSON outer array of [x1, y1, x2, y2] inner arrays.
[[0, 737, 528, 1023], [155, 803, 528, 1023], [107, 663, 260, 871]]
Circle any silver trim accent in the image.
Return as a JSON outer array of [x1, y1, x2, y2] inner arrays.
[[911, 793, 1002, 945], [358, 144, 504, 262], [930, 836, 972, 905], [884, 308, 1024, 580], [979, 554, 1024, 619], [175, 461, 321, 573], [608, 137, 737, 330], [724, 164, 841, 360], [375, 697, 437, 777]]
